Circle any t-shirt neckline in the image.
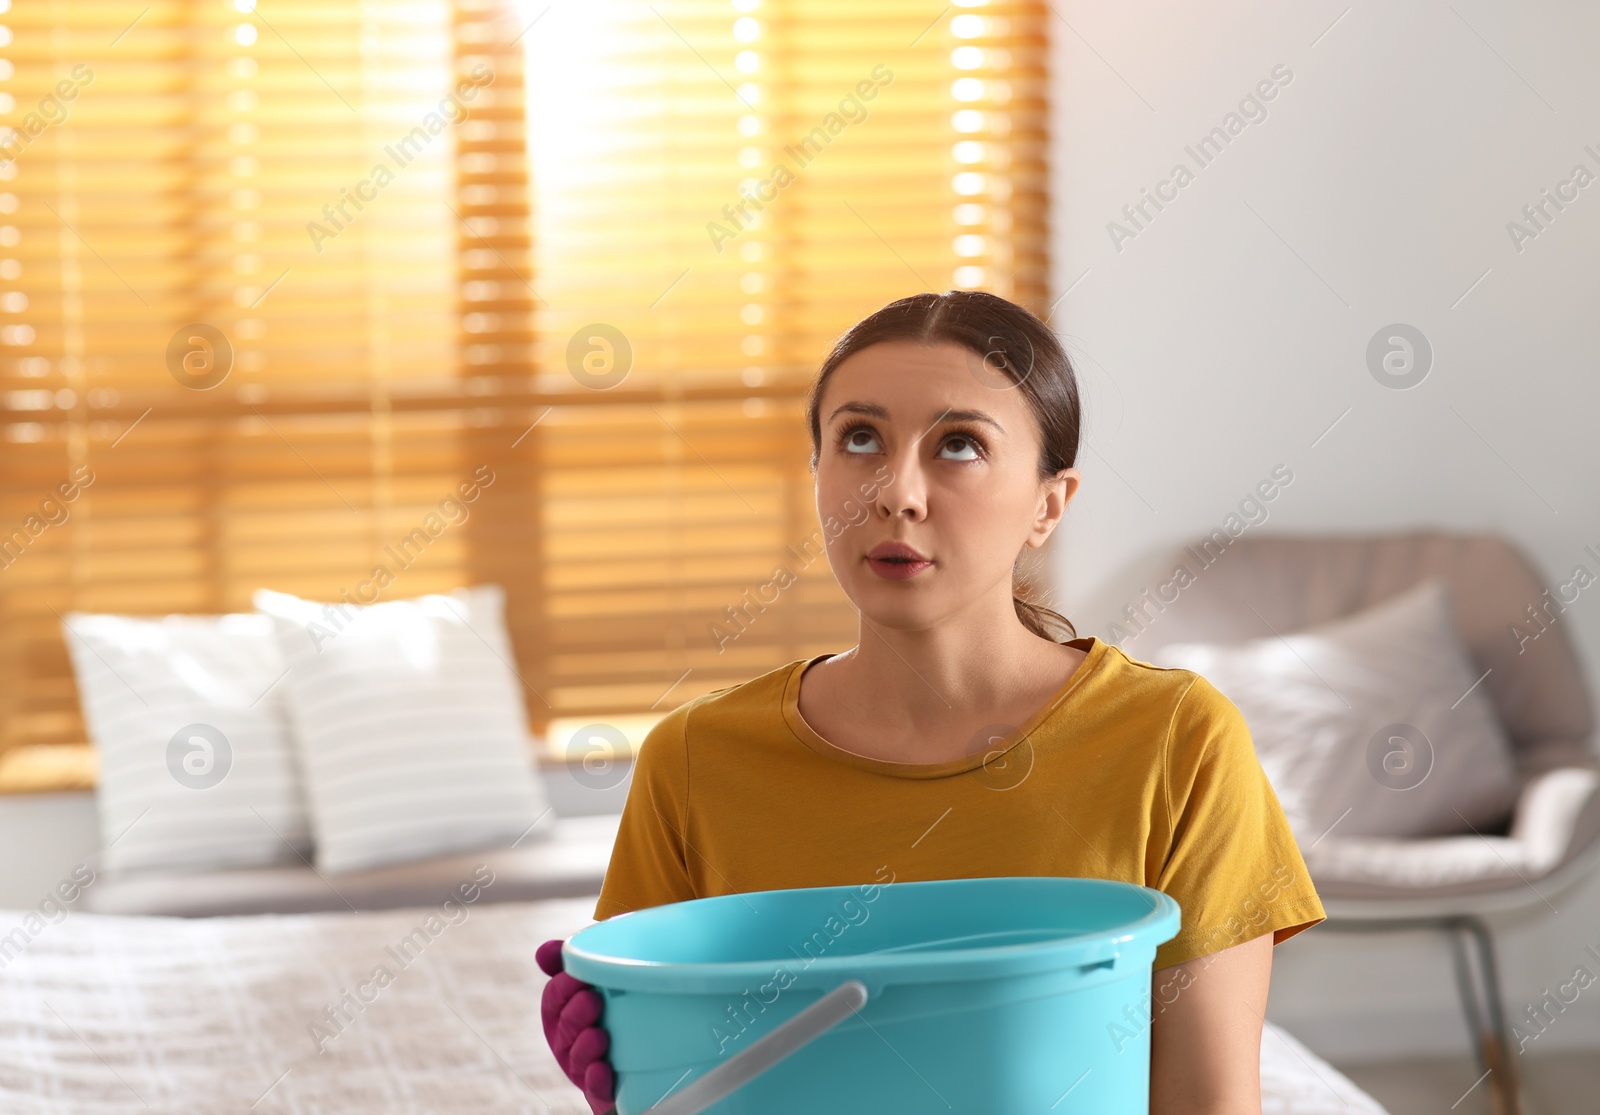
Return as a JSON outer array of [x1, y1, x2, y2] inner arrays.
[[781, 635, 1107, 779]]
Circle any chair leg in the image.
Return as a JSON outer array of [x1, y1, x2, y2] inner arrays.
[[1451, 916, 1525, 1115], [1320, 914, 1537, 1114], [1446, 925, 1490, 1078]]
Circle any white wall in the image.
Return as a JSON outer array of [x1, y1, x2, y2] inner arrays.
[[1048, 0, 1600, 1060]]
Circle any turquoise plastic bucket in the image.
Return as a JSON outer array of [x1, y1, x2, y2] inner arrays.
[[563, 876, 1181, 1114]]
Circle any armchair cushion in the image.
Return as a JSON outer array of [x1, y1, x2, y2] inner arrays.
[[1152, 579, 1520, 842], [1130, 531, 1596, 778], [1306, 765, 1600, 899]]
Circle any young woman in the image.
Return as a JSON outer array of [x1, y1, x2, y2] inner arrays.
[[539, 290, 1326, 1114]]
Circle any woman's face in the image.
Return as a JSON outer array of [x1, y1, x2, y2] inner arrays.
[[814, 338, 1079, 631]]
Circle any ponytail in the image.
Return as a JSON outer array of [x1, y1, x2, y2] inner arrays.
[[1013, 593, 1077, 643]]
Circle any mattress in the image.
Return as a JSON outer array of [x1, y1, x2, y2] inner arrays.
[[0, 897, 1389, 1114], [81, 813, 624, 917]]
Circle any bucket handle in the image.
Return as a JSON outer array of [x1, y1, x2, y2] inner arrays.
[[601, 978, 869, 1115]]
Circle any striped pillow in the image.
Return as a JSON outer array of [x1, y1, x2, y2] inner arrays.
[[253, 584, 551, 874], [61, 612, 312, 874]]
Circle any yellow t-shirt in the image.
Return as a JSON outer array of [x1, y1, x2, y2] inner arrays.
[[593, 635, 1326, 972]]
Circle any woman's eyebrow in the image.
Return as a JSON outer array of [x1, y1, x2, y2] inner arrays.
[[928, 401, 998, 431], [828, 401, 890, 423], [827, 401, 1006, 435]]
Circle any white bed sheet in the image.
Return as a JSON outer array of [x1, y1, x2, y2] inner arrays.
[[0, 898, 1388, 1114]]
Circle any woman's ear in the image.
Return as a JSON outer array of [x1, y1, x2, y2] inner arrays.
[[1026, 467, 1079, 547]]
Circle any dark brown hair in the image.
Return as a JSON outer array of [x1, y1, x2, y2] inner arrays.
[[805, 290, 1081, 643]]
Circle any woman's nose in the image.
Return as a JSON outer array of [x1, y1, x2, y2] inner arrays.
[[875, 452, 927, 519]]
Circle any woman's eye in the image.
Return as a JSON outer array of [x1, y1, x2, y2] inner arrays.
[[939, 435, 982, 461], [841, 428, 880, 454]]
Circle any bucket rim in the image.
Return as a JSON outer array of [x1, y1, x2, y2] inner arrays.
[[564, 876, 1181, 994]]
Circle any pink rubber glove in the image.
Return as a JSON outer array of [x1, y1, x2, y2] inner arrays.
[[538, 937, 616, 1114]]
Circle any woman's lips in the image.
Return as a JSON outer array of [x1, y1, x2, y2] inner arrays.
[[865, 540, 932, 580], [867, 555, 933, 581]]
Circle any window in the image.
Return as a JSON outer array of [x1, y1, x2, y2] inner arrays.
[[0, 0, 1047, 783]]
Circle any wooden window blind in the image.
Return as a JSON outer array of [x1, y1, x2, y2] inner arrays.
[[0, 0, 1048, 784]]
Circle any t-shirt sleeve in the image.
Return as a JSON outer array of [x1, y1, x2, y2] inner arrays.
[[1150, 674, 1327, 971], [593, 702, 700, 922]]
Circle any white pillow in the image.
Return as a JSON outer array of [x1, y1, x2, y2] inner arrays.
[[61, 612, 312, 874], [253, 584, 551, 874], [1151, 580, 1520, 842]]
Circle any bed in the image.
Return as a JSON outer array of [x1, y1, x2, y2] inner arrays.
[[0, 897, 1391, 1114]]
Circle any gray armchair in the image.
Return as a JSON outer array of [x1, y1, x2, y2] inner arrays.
[[1126, 530, 1600, 1115]]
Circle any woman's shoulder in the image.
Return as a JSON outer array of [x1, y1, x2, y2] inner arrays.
[[638, 656, 811, 747], [1081, 639, 1249, 745], [1090, 638, 1219, 702], [1119, 652, 1259, 766]]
